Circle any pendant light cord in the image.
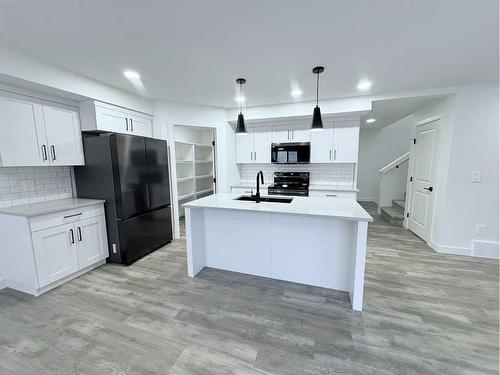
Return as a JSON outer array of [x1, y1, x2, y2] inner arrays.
[[316, 72, 319, 107], [240, 83, 243, 114]]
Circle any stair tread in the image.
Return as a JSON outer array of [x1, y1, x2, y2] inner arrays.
[[392, 199, 405, 209], [380, 206, 405, 219]]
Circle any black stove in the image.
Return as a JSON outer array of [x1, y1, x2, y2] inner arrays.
[[268, 172, 310, 197]]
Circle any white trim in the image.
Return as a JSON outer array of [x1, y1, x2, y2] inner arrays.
[[415, 114, 442, 126], [429, 240, 500, 259], [429, 241, 471, 256], [379, 152, 410, 174]]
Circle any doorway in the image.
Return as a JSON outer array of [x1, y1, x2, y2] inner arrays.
[[407, 117, 442, 242]]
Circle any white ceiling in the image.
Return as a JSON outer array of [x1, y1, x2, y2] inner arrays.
[[0, 0, 497, 108], [361, 96, 445, 131]]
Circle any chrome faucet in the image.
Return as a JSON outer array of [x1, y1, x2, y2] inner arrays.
[[255, 171, 264, 203]]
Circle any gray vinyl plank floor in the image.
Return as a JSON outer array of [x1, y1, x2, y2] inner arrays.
[[0, 202, 498, 374]]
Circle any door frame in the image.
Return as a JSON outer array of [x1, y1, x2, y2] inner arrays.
[[404, 114, 443, 245]]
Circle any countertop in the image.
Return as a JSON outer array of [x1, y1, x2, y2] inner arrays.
[[183, 193, 372, 222], [230, 182, 359, 192], [0, 198, 105, 218]]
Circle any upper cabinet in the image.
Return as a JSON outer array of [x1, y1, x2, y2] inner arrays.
[[236, 127, 272, 164], [272, 124, 310, 143], [310, 120, 359, 163], [80, 101, 153, 137], [0, 91, 84, 167]]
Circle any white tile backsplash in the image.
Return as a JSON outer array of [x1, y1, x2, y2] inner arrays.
[[237, 163, 355, 186], [0, 167, 73, 208]]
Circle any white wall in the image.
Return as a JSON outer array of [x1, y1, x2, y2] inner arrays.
[[357, 115, 413, 202], [0, 45, 152, 114], [152, 100, 237, 238], [411, 82, 499, 258]]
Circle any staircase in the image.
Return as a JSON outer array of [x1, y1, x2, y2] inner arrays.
[[380, 199, 405, 226]]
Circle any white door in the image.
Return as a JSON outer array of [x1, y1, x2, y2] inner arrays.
[[95, 105, 128, 133], [290, 124, 311, 142], [253, 127, 272, 163], [310, 125, 334, 163], [408, 119, 441, 241], [42, 101, 84, 166], [76, 216, 109, 269], [128, 113, 153, 137], [0, 92, 47, 166], [272, 127, 290, 143], [32, 223, 79, 287], [333, 120, 359, 162], [236, 131, 254, 163]]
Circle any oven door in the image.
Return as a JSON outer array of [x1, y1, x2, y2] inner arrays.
[[268, 188, 309, 197], [271, 143, 310, 164]]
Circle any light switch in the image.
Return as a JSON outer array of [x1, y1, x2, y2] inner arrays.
[[476, 224, 486, 236], [471, 171, 481, 183]]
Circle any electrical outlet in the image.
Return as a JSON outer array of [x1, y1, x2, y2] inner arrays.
[[476, 224, 487, 236], [471, 171, 481, 183]]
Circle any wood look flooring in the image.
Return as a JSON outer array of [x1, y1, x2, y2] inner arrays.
[[0, 202, 498, 374]]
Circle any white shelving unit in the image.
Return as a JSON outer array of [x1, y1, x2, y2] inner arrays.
[[174, 126, 216, 218]]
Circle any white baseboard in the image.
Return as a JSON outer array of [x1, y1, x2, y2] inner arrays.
[[430, 240, 500, 259], [472, 240, 500, 259]]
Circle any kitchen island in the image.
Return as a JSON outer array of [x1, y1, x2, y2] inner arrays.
[[183, 193, 373, 311]]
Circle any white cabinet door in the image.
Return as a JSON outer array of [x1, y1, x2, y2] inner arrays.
[[32, 223, 79, 287], [95, 105, 128, 133], [253, 127, 272, 163], [272, 127, 290, 143], [236, 132, 254, 163], [333, 120, 359, 162], [310, 126, 334, 163], [42, 101, 84, 166], [75, 216, 108, 269], [0, 92, 47, 166], [128, 113, 153, 137], [290, 124, 310, 142]]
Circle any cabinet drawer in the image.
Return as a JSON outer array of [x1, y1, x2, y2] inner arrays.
[[29, 204, 105, 232], [309, 191, 357, 199]]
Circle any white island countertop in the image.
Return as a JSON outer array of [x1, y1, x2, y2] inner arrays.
[[183, 193, 372, 222], [0, 198, 105, 217]]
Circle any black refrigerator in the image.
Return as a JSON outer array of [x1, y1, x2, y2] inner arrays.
[[74, 133, 173, 265]]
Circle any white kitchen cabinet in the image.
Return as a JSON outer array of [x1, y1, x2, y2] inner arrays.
[[0, 92, 47, 166], [236, 127, 272, 163], [80, 101, 153, 137], [0, 199, 108, 296], [310, 120, 359, 163], [42, 101, 84, 165], [272, 124, 310, 143], [0, 91, 84, 166], [309, 190, 357, 199], [32, 223, 79, 287]]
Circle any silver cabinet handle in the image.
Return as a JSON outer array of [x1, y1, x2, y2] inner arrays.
[[329, 150, 332, 160], [125, 118, 129, 131], [50, 145, 56, 161], [41, 145, 48, 161], [287, 130, 290, 140], [130, 118, 134, 132], [250, 152, 253, 161], [77, 227, 82, 241], [292, 130, 294, 140], [254, 151, 256, 160], [69, 229, 75, 244], [334, 149, 337, 160], [326, 194, 338, 197]]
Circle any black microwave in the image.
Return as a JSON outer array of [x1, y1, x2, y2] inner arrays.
[[271, 142, 310, 164]]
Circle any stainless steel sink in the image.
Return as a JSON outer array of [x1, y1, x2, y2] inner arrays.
[[234, 195, 293, 203]]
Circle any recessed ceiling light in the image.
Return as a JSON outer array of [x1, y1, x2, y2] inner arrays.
[[123, 70, 141, 80], [366, 118, 376, 123], [291, 89, 302, 99], [235, 95, 246, 103], [357, 80, 372, 92]]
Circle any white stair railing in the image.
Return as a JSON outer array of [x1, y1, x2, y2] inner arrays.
[[379, 152, 410, 174]]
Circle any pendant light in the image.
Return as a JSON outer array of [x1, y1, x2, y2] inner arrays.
[[235, 78, 247, 135], [311, 66, 324, 131]]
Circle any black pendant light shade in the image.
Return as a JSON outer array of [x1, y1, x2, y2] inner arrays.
[[311, 66, 325, 131], [311, 106, 323, 130], [235, 78, 247, 135], [236, 113, 246, 134]]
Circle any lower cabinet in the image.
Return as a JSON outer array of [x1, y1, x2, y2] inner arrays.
[[0, 202, 109, 295], [231, 186, 268, 195], [309, 190, 357, 199]]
